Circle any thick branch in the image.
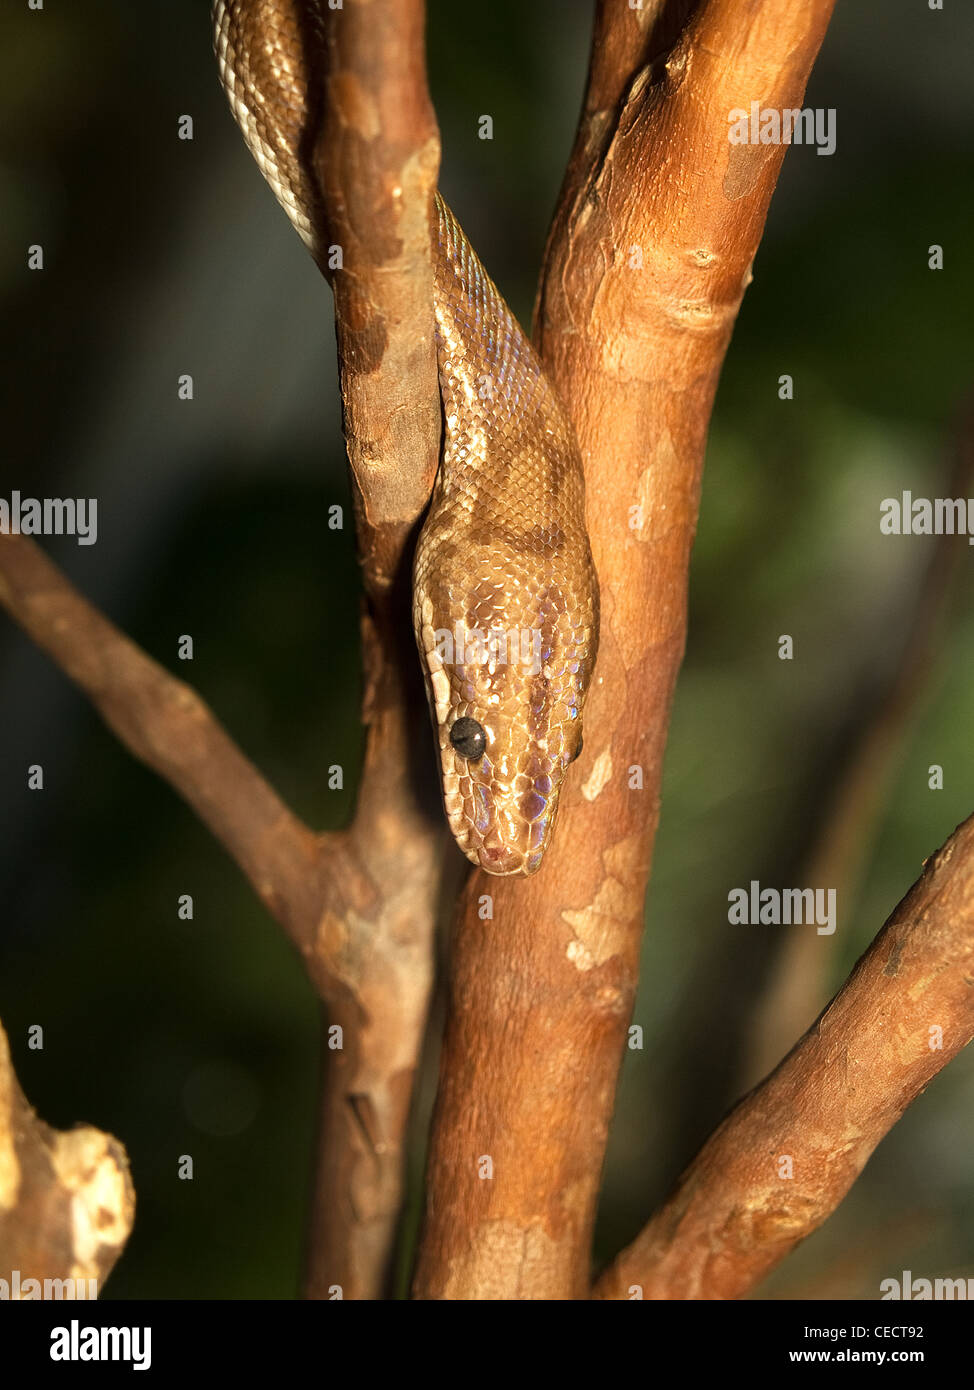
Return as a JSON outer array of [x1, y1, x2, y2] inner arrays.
[[547, 0, 695, 236], [302, 603, 444, 1300], [315, 0, 441, 593], [415, 0, 836, 1300], [594, 811, 974, 1299], [217, 0, 445, 1297], [742, 403, 974, 1085], [0, 1020, 134, 1293], [301, 0, 445, 1298]]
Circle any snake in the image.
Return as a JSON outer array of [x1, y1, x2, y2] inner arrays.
[[213, 0, 599, 876]]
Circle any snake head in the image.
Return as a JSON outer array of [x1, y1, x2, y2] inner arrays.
[[412, 192, 599, 874], [415, 579, 596, 877]]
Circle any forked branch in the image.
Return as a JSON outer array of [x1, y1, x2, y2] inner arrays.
[[0, 0, 446, 1301], [414, 0, 837, 1299], [595, 812, 974, 1299]]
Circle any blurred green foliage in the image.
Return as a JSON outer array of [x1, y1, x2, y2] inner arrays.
[[1, 0, 972, 1299]]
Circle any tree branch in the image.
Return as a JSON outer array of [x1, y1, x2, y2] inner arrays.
[[742, 398, 974, 1086], [0, 534, 321, 956], [414, 0, 837, 1300], [0, 0, 446, 1301], [312, 0, 442, 592], [0, 1019, 134, 1294], [594, 811, 974, 1299], [291, 0, 445, 1298]]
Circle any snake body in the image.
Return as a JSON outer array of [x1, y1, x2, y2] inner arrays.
[[214, 0, 599, 875]]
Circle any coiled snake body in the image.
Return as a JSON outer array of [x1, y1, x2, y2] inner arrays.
[[214, 0, 599, 875]]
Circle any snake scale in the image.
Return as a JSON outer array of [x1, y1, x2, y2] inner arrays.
[[213, 0, 599, 875]]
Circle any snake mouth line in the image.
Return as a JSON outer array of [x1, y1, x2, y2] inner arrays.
[[444, 775, 551, 877], [461, 840, 544, 877], [476, 843, 543, 876]]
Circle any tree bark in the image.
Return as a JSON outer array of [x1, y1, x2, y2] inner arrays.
[[594, 811, 974, 1298], [413, 0, 837, 1299], [0, 1020, 134, 1294]]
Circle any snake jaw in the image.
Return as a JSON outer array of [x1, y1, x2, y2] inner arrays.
[[433, 710, 578, 877], [417, 592, 588, 877], [481, 847, 541, 876]]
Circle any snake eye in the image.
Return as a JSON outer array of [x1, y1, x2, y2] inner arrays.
[[568, 735, 583, 764], [449, 717, 487, 761]]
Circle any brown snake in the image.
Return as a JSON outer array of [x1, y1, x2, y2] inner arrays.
[[213, 0, 599, 875]]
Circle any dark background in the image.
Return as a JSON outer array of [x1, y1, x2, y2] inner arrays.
[[1, 0, 972, 1298]]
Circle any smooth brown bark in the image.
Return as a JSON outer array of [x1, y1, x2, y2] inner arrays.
[[413, 0, 837, 1299], [310, 0, 442, 592], [293, 0, 445, 1298], [594, 811, 974, 1299]]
